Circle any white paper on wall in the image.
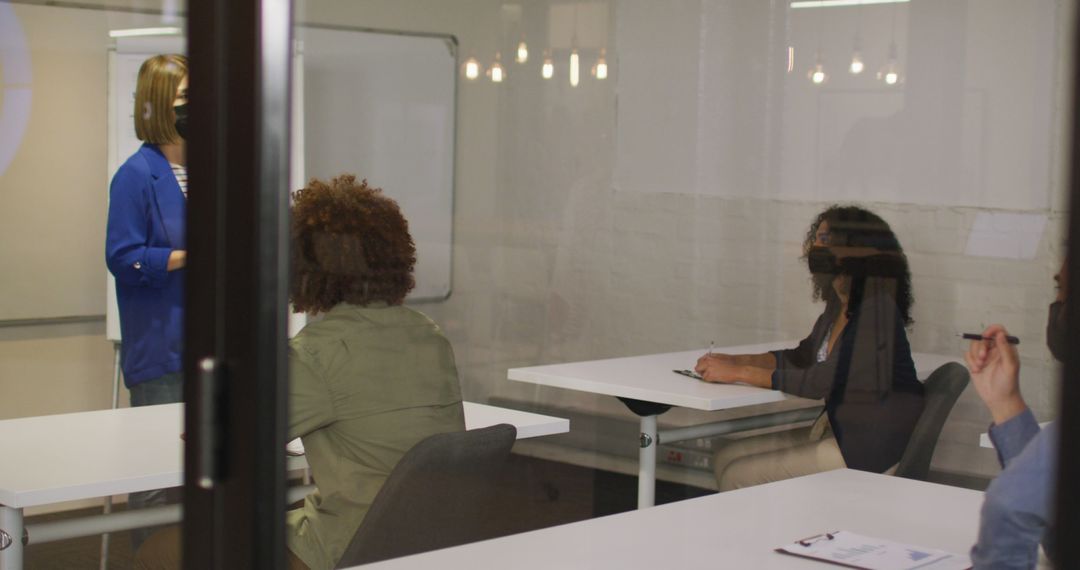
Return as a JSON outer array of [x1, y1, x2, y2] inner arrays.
[[963, 212, 1048, 260]]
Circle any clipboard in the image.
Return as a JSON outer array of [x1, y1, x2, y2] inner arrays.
[[775, 531, 971, 570], [673, 369, 704, 380]]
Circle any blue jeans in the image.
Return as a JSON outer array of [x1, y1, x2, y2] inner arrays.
[[128, 372, 184, 550], [129, 372, 183, 407]]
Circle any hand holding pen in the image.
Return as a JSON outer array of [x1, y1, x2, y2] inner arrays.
[[963, 324, 1026, 425]]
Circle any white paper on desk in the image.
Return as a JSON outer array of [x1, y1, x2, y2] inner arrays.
[[776, 531, 971, 570]]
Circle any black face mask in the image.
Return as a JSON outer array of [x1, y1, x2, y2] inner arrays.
[[1047, 301, 1068, 362], [173, 103, 188, 141], [807, 246, 838, 275]]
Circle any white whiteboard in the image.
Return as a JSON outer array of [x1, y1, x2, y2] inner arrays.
[[297, 26, 456, 302], [105, 27, 457, 341]]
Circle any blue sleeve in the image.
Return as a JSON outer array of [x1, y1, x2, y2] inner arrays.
[[105, 165, 172, 288], [970, 423, 1057, 569], [988, 408, 1040, 467]]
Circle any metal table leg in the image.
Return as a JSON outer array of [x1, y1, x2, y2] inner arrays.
[[0, 505, 24, 570], [638, 414, 657, 509]]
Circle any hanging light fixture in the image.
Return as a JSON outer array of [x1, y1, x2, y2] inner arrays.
[[489, 52, 505, 83], [877, 41, 901, 85], [463, 56, 481, 80], [849, 1, 865, 74], [849, 42, 864, 74], [516, 39, 529, 64], [807, 7, 826, 84], [592, 48, 608, 80], [542, 50, 554, 79], [877, 5, 903, 86], [569, 4, 580, 87], [809, 58, 828, 85], [569, 49, 580, 87], [849, 52, 864, 75]]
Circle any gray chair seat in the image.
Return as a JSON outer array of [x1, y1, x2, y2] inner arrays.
[[336, 423, 518, 567], [893, 362, 970, 480]]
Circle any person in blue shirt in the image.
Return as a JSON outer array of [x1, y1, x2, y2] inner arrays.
[[966, 260, 1066, 569], [104, 53, 188, 550]]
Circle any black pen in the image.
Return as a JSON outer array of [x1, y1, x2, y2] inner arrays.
[[960, 333, 1020, 345]]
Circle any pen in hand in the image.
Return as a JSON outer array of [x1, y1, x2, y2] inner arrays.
[[959, 333, 1020, 345]]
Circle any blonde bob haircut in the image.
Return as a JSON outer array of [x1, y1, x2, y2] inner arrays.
[[133, 54, 187, 144]]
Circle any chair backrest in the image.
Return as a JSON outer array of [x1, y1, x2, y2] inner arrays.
[[893, 362, 970, 480], [336, 423, 518, 568]]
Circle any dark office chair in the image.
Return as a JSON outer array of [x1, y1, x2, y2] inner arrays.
[[335, 423, 518, 567], [893, 362, 970, 481]]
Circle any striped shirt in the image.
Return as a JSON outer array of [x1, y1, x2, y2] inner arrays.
[[170, 163, 188, 199]]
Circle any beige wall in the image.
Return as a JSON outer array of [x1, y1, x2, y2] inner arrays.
[[0, 321, 122, 419]]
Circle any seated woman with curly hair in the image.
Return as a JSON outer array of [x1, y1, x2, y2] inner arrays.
[[135, 175, 465, 570], [695, 205, 924, 491], [284, 175, 466, 570]]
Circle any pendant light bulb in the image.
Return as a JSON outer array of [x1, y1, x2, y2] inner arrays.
[[592, 49, 608, 80], [489, 52, 504, 83], [516, 40, 528, 64], [877, 41, 902, 86], [849, 52, 864, 75], [569, 49, 580, 87], [464, 57, 481, 80], [542, 54, 554, 79], [808, 61, 827, 85]]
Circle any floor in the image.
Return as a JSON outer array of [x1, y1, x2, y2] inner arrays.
[[23, 454, 713, 569]]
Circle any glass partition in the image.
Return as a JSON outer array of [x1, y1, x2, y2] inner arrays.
[[1, 0, 1074, 567], [286, 0, 1073, 567]]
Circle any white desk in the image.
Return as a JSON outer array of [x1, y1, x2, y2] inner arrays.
[[356, 469, 980, 570], [0, 402, 567, 569], [509, 342, 959, 509]]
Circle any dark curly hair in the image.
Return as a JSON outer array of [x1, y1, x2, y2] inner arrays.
[[290, 175, 416, 313], [801, 205, 914, 326]]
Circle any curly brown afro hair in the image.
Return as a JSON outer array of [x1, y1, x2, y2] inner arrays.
[[290, 175, 416, 313]]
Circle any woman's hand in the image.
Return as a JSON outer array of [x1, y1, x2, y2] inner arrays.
[[167, 250, 187, 271], [694, 353, 774, 388], [964, 324, 1026, 425], [695, 357, 743, 383]]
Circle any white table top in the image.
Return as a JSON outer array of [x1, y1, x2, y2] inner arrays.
[[356, 469, 982, 570], [463, 402, 568, 438], [508, 342, 959, 411], [0, 402, 568, 509]]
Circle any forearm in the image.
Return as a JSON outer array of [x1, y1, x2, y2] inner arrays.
[[732, 362, 776, 388], [732, 353, 776, 370], [987, 395, 1028, 426]]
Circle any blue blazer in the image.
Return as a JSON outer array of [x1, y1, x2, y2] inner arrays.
[[106, 144, 186, 386]]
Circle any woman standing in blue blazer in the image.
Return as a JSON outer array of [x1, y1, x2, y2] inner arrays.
[[105, 53, 188, 548]]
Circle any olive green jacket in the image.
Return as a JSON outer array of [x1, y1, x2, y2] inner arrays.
[[286, 303, 465, 570]]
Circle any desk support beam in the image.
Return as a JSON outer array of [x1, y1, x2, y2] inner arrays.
[[0, 505, 23, 569], [18, 484, 316, 550], [658, 407, 823, 445], [638, 415, 657, 509], [634, 406, 824, 510]]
